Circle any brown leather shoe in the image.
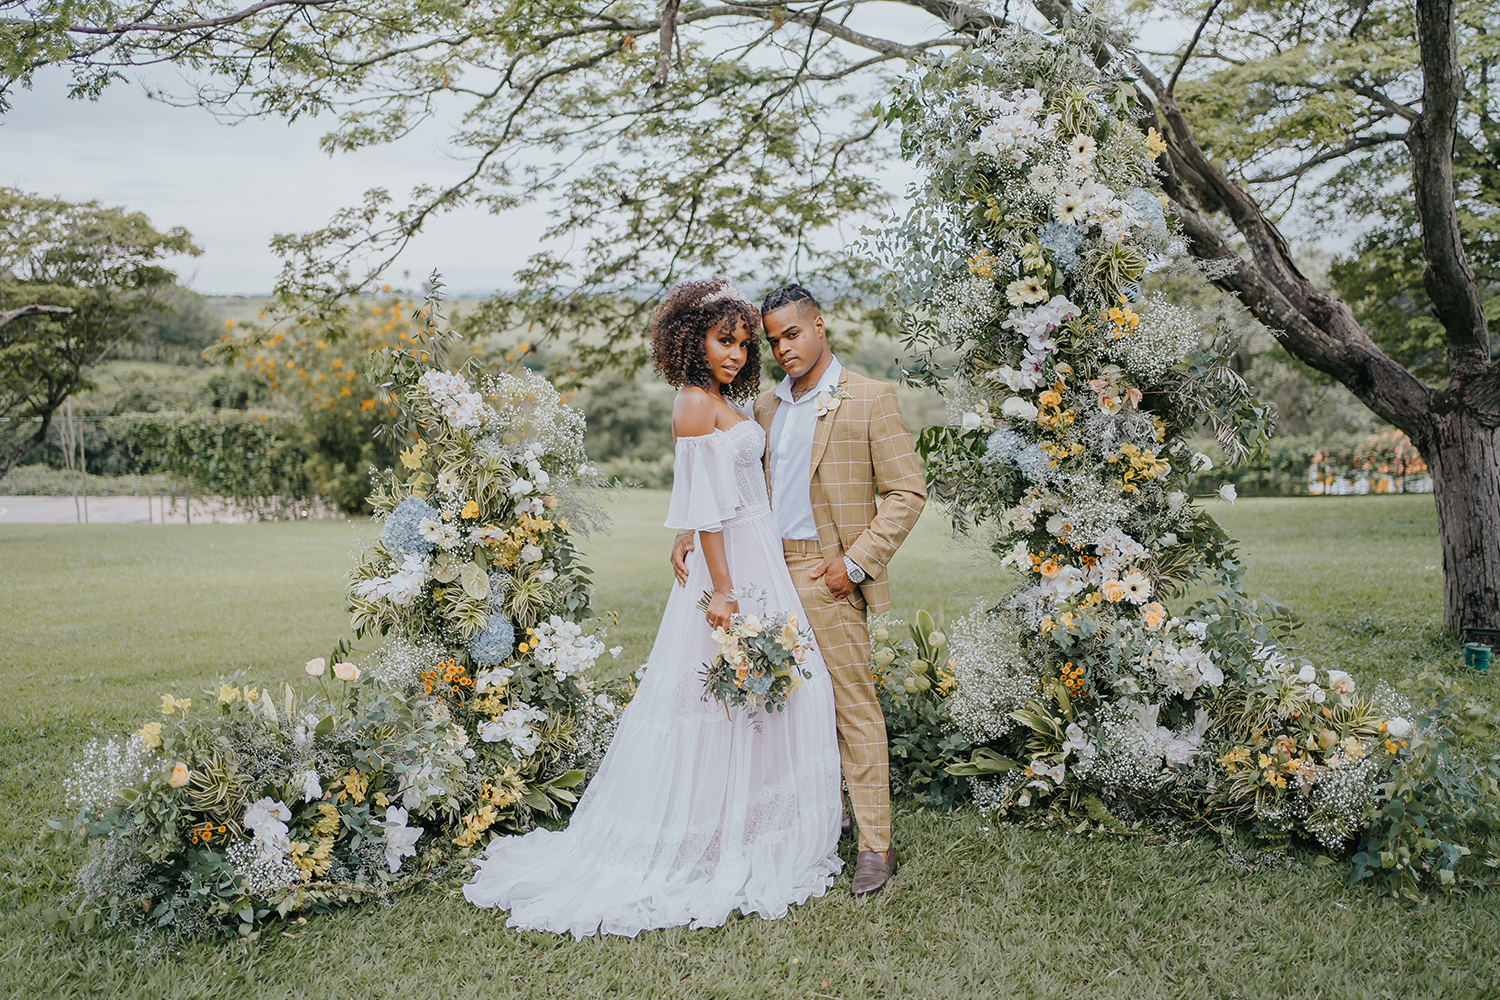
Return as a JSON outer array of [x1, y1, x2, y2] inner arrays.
[[850, 848, 897, 897], [840, 812, 854, 841]]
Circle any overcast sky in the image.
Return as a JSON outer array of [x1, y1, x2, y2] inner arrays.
[[3, 4, 980, 297]]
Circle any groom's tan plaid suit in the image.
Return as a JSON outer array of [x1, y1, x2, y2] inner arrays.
[[754, 368, 925, 853]]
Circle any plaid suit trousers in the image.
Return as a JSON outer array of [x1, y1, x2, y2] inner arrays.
[[784, 539, 890, 854]]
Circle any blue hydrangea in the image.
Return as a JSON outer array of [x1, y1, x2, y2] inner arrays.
[[469, 614, 516, 666], [983, 428, 1050, 483], [1123, 188, 1168, 241], [380, 497, 441, 557], [1038, 221, 1085, 274]]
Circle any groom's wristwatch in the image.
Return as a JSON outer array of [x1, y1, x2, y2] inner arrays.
[[842, 555, 866, 584]]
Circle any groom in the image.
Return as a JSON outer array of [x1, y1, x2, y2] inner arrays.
[[672, 282, 926, 896]]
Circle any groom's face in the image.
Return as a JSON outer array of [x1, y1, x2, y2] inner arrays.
[[762, 302, 826, 379]]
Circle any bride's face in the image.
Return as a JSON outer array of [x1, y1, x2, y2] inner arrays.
[[703, 318, 751, 386]]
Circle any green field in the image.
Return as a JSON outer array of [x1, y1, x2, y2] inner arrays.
[[1, 493, 1495, 998]]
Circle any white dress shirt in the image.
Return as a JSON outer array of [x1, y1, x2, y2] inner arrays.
[[766, 357, 867, 582]]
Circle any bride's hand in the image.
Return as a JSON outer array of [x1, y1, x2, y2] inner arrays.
[[705, 590, 738, 630]]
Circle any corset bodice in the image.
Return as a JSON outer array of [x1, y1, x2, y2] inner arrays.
[[720, 419, 770, 526]]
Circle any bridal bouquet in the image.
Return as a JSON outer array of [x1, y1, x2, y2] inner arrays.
[[697, 588, 815, 728]]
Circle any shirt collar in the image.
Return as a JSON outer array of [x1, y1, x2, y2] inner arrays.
[[774, 355, 843, 404]]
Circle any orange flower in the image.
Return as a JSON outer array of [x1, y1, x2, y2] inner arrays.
[[1038, 558, 1060, 578]]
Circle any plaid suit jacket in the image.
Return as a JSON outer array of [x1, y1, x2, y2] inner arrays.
[[754, 367, 926, 612]]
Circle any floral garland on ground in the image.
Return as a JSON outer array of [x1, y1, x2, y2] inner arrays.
[[46, 349, 622, 936], [874, 29, 1498, 890]]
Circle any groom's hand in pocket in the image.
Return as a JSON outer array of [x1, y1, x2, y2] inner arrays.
[[670, 531, 696, 585], [809, 557, 855, 600]]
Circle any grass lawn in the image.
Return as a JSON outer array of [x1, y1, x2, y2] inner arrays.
[[0, 493, 1495, 999]]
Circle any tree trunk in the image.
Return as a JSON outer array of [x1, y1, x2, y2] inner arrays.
[[1421, 413, 1500, 633]]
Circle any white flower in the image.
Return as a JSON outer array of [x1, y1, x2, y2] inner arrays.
[[417, 517, 443, 543], [1001, 397, 1039, 422], [508, 478, 534, 497], [1053, 190, 1084, 224], [243, 798, 293, 861], [436, 469, 463, 495], [1218, 484, 1238, 504], [1005, 276, 1048, 306], [305, 657, 326, 677], [1306, 682, 1327, 704], [1066, 134, 1097, 166], [1119, 570, 1152, 605], [961, 410, 986, 432], [520, 543, 544, 564], [1166, 490, 1187, 512], [608, 646, 623, 659], [1327, 670, 1356, 696], [1191, 452, 1213, 472], [333, 661, 361, 682], [1160, 532, 1178, 547], [1386, 716, 1413, 738], [300, 770, 323, 803], [1184, 620, 1210, 640], [381, 806, 424, 873], [1029, 759, 1065, 785], [1297, 664, 1317, 683], [474, 666, 513, 693]]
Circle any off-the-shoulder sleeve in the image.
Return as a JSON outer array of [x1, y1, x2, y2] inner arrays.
[[664, 432, 740, 532]]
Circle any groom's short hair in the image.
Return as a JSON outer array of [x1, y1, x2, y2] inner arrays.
[[760, 283, 820, 317]]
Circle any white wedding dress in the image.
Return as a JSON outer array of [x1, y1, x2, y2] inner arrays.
[[464, 416, 843, 938]]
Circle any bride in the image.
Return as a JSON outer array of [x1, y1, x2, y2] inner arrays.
[[463, 277, 844, 938]]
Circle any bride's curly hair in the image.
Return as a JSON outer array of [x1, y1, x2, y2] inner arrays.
[[650, 277, 762, 401]]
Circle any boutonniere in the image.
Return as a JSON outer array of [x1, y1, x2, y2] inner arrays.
[[814, 387, 851, 419]]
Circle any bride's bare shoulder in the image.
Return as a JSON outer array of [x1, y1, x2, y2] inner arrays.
[[672, 387, 718, 438]]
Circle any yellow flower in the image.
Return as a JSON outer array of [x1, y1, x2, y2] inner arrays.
[[1039, 616, 1057, 635], [1218, 746, 1251, 772], [218, 683, 241, 705], [137, 722, 163, 750], [1145, 127, 1168, 158], [461, 500, 479, 520], [967, 251, 999, 279], [399, 439, 429, 470], [167, 762, 190, 787], [160, 694, 191, 715]]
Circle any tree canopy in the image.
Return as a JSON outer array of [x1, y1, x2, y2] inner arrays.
[[0, 187, 201, 475]]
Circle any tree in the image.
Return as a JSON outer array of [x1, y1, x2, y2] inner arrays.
[[0, 188, 202, 476], [1038, 0, 1498, 633], [5, 1, 1495, 630]]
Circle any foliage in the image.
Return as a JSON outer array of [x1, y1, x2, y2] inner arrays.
[[869, 609, 972, 810], [44, 669, 469, 936], [1145, 0, 1500, 381], [878, 32, 1499, 889], [205, 290, 490, 512], [107, 410, 315, 514], [44, 358, 624, 936], [0, 187, 201, 475], [1190, 429, 1432, 497]]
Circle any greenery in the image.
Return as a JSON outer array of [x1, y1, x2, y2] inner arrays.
[[3, 496, 1499, 995], [0, 187, 201, 476]]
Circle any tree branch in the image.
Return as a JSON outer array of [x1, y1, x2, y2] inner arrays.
[[0, 304, 74, 327], [1410, 0, 1491, 381], [1245, 131, 1408, 183], [1167, 0, 1223, 96]]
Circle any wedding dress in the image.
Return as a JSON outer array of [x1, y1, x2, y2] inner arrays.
[[464, 416, 844, 938]]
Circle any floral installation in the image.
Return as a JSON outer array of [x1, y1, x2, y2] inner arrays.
[[46, 322, 628, 935], [873, 29, 1498, 890], [697, 586, 815, 729]]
